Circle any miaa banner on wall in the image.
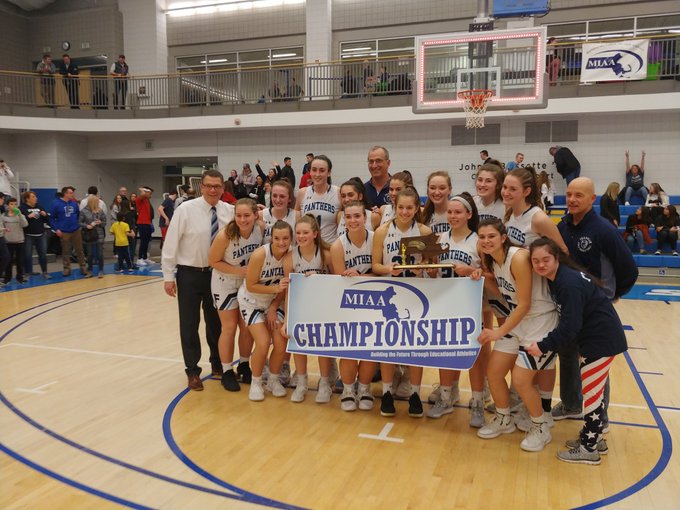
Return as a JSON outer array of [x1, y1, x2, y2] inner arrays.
[[286, 274, 483, 370], [580, 39, 649, 82]]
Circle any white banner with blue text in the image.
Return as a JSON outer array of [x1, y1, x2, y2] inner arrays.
[[286, 274, 483, 370], [580, 39, 649, 82]]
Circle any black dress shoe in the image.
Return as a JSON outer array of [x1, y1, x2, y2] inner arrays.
[[187, 374, 204, 391], [237, 361, 252, 384], [221, 370, 240, 392]]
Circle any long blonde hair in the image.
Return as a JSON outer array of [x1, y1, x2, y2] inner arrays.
[[87, 195, 101, 213], [605, 182, 620, 200]]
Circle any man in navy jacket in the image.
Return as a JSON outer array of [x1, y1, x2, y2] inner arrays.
[[552, 177, 637, 426]]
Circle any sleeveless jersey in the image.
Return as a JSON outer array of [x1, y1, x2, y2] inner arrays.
[[292, 246, 328, 275], [474, 196, 506, 222], [337, 209, 373, 239], [383, 219, 422, 276], [238, 244, 286, 309], [380, 204, 395, 225], [427, 210, 450, 235], [262, 207, 296, 244], [505, 205, 542, 247], [492, 246, 556, 319], [217, 227, 263, 279], [301, 185, 341, 243], [438, 231, 480, 278], [340, 230, 374, 274]]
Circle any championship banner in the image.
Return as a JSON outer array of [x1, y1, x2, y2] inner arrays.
[[580, 39, 649, 82], [285, 274, 483, 370]]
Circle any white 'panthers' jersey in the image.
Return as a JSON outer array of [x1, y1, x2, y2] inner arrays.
[[301, 185, 341, 243], [505, 205, 542, 247], [238, 244, 286, 309], [262, 207, 296, 244], [216, 227, 263, 279], [382, 219, 421, 276], [438, 231, 480, 278], [427, 210, 450, 235], [492, 246, 555, 318], [292, 246, 328, 275], [340, 230, 373, 274], [474, 196, 506, 222]]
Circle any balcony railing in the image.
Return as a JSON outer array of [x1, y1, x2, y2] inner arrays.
[[0, 35, 677, 111]]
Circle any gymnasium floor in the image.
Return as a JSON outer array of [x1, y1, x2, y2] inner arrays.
[[0, 266, 679, 509]]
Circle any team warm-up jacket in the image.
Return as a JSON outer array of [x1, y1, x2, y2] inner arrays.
[[558, 208, 638, 300], [538, 264, 627, 358]]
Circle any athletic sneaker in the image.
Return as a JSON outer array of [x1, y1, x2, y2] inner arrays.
[[426, 396, 454, 419], [517, 411, 555, 432], [358, 387, 374, 411], [408, 392, 424, 418], [290, 375, 308, 403], [393, 366, 412, 400], [267, 377, 287, 398], [557, 445, 601, 465], [469, 398, 485, 428], [237, 361, 252, 384], [279, 361, 291, 387], [316, 379, 332, 403], [551, 401, 583, 420], [249, 380, 265, 401], [380, 391, 396, 417], [136, 259, 147, 266], [520, 421, 552, 452], [478, 413, 516, 439], [565, 437, 608, 455], [221, 370, 240, 392], [427, 384, 441, 404], [340, 387, 358, 411], [42, 272, 52, 280]]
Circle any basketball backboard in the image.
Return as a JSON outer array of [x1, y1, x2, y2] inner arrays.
[[413, 27, 548, 114]]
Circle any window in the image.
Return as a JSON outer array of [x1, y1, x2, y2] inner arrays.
[[525, 121, 578, 143], [340, 37, 414, 60], [175, 46, 304, 73], [451, 124, 500, 145]]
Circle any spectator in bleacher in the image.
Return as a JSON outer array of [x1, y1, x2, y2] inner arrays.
[[599, 182, 621, 227], [287, 78, 303, 100], [654, 205, 679, 256], [237, 163, 256, 195], [546, 37, 561, 86], [505, 153, 524, 172], [538, 171, 554, 208], [36, 54, 56, 107], [249, 175, 266, 206], [341, 69, 358, 98], [624, 206, 653, 254], [268, 80, 282, 102], [276, 157, 296, 189], [221, 180, 237, 205], [645, 182, 670, 225], [623, 150, 647, 205], [255, 159, 278, 185]]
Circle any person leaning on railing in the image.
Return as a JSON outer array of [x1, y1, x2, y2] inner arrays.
[[36, 54, 56, 108], [110, 54, 130, 110]]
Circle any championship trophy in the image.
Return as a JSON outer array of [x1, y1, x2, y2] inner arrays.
[[394, 233, 455, 270]]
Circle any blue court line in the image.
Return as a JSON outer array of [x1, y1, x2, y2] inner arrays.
[[573, 351, 673, 510], [606, 420, 658, 430], [638, 371, 664, 376], [162, 385, 308, 510], [0, 279, 303, 508], [623, 325, 634, 331], [0, 443, 153, 510], [657, 405, 680, 412], [627, 346, 647, 350]]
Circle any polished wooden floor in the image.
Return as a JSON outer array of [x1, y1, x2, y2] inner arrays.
[[1, 274, 679, 509]]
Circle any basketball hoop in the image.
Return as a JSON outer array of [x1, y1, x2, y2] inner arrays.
[[458, 89, 493, 129]]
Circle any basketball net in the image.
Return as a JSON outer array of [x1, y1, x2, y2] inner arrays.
[[458, 89, 493, 129]]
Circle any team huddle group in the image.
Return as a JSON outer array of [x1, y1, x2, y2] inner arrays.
[[161, 146, 635, 466]]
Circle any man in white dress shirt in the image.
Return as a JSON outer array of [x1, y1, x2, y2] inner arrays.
[[162, 169, 235, 390]]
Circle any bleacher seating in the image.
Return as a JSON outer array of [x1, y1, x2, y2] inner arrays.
[[548, 195, 680, 270]]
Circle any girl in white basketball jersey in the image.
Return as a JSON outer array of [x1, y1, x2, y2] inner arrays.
[[330, 201, 376, 412], [260, 180, 298, 244], [503, 166, 567, 251], [372, 187, 432, 419], [421, 171, 452, 236], [473, 163, 507, 222], [295, 155, 341, 244], [336, 179, 373, 239], [472, 218, 559, 453], [239, 220, 292, 402], [282, 214, 334, 404], [370, 171, 412, 230], [209, 198, 263, 392], [426, 193, 488, 427]]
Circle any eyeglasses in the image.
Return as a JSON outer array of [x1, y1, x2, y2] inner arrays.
[[368, 159, 385, 165], [201, 184, 223, 190]]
